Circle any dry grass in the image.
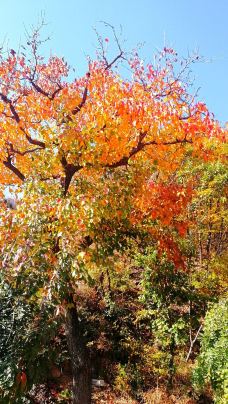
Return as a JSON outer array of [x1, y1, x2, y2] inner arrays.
[[92, 386, 197, 404], [143, 387, 196, 404], [92, 387, 137, 403]]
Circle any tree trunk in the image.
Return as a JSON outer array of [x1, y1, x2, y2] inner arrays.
[[65, 299, 91, 404]]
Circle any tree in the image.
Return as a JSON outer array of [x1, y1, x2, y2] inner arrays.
[[0, 24, 225, 403]]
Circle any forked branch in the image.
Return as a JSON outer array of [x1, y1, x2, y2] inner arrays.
[[3, 154, 25, 182], [106, 132, 192, 169]]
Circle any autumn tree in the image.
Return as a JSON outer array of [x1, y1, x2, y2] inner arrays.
[[0, 23, 225, 403]]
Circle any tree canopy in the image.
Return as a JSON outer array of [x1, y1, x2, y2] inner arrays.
[[0, 25, 227, 404]]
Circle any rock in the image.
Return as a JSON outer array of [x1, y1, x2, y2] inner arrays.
[[92, 379, 106, 387]]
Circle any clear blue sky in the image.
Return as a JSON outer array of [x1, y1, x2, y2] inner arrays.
[[0, 0, 227, 124]]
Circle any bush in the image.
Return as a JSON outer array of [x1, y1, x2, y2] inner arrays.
[[193, 299, 228, 403]]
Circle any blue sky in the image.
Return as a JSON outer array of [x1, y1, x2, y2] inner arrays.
[[0, 0, 227, 124]]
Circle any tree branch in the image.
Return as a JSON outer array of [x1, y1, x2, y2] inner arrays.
[[105, 51, 124, 70], [60, 73, 90, 125], [0, 92, 20, 123], [105, 132, 192, 169], [72, 83, 89, 115], [0, 92, 46, 149], [20, 127, 46, 149], [60, 156, 82, 196], [105, 132, 146, 168], [143, 137, 193, 147], [30, 80, 50, 98], [3, 154, 25, 182], [186, 323, 203, 362], [71, 72, 90, 116], [8, 142, 43, 156], [98, 21, 125, 70], [50, 85, 63, 100], [30, 80, 63, 100]]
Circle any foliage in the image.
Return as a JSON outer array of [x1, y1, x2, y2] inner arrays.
[[0, 274, 68, 403], [0, 23, 227, 402], [193, 299, 228, 404]]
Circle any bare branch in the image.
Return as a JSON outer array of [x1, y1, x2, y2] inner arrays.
[[24, 17, 62, 101], [186, 323, 203, 362], [96, 21, 125, 70], [24, 14, 50, 82], [101, 21, 123, 54], [105, 51, 124, 70]]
